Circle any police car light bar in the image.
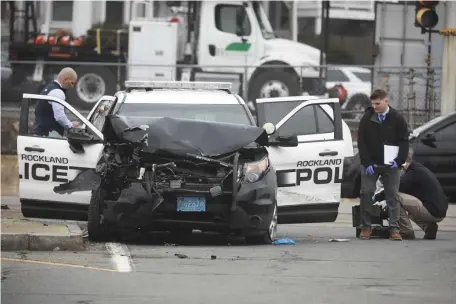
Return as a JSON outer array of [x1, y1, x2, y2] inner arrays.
[[124, 81, 232, 92]]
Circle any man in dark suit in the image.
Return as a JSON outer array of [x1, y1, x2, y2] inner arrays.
[[357, 89, 409, 241], [373, 149, 448, 239]]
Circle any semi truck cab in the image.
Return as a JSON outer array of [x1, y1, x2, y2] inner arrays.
[[194, 1, 325, 100], [128, 0, 326, 106]]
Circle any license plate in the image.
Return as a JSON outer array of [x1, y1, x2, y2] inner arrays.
[[176, 197, 206, 212]]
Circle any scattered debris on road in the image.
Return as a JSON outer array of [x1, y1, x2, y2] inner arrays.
[[328, 238, 350, 242], [175, 253, 188, 259], [272, 238, 296, 245]]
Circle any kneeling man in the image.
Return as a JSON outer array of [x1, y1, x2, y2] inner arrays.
[[373, 149, 448, 239]]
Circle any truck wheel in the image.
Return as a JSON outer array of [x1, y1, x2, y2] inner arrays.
[[68, 67, 116, 110], [346, 93, 370, 120], [88, 188, 108, 242], [249, 70, 300, 101], [245, 201, 278, 245]]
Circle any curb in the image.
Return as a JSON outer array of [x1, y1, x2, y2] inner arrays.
[[1, 221, 84, 251]]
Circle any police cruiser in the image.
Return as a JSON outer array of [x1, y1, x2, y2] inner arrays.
[[17, 81, 354, 243]]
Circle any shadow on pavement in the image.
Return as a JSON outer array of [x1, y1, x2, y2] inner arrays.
[[92, 228, 254, 247]]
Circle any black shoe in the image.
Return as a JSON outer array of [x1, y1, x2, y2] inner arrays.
[[424, 223, 438, 240], [400, 232, 416, 240]]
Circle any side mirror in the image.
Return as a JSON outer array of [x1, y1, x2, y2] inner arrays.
[[262, 122, 276, 135], [235, 7, 246, 37], [269, 135, 299, 147], [66, 128, 99, 154], [421, 132, 436, 147]]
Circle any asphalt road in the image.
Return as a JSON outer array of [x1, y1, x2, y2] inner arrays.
[[2, 218, 456, 304]]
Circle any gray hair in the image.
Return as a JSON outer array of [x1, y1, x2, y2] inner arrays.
[[57, 67, 77, 80]]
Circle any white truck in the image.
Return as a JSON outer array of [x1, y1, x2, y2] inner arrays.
[[17, 81, 353, 242], [7, 1, 325, 110]]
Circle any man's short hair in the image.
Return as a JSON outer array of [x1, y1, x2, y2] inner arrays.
[[370, 89, 388, 100], [58, 67, 77, 80]]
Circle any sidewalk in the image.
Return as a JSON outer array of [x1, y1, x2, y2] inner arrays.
[[1, 197, 85, 251]]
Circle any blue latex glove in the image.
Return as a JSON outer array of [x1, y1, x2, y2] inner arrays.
[[365, 165, 376, 175], [390, 160, 398, 168]]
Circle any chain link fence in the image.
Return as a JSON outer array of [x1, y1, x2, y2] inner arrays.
[[2, 60, 443, 132], [371, 66, 442, 130]]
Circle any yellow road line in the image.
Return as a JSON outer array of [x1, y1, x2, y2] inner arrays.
[[1, 257, 119, 272]]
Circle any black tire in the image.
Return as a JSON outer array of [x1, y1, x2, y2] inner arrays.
[[346, 93, 370, 120], [68, 67, 117, 110], [248, 70, 300, 102], [169, 229, 193, 244], [87, 188, 107, 242], [245, 201, 278, 245]]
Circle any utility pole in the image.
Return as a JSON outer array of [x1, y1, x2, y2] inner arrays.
[[440, 1, 456, 115], [291, 0, 298, 41], [318, 1, 330, 80]]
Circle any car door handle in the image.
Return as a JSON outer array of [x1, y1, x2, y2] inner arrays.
[[25, 146, 45, 152], [319, 150, 338, 156], [208, 44, 216, 56]]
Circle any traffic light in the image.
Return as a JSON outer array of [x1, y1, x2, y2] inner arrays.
[[415, 1, 439, 29]]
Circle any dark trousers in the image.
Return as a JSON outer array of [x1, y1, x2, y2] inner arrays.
[[360, 165, 401, 233]]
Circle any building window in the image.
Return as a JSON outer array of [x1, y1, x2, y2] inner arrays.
[[1, 1, 9, 23], [52, 1, 73, 22], [105, 1, 124, 25]]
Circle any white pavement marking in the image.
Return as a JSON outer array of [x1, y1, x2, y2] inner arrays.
[[105, 242, 135, 273]]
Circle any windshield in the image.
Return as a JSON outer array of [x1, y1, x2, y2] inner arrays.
[[118, 103, 253, 126], [352, 71, 371, 82], [252, 1, 276, 39], [411, 114, 449, 137]]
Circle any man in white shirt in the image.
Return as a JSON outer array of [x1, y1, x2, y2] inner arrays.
[[32, 67, 80, 137]]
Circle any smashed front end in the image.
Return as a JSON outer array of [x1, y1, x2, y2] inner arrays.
[[55, 115, 277, 233]]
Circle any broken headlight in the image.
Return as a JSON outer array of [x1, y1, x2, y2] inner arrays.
[[243, 156, 269, 183]]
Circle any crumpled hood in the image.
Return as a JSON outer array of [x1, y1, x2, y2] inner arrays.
[[264, 38, 322, 64], [109, 115, 269, 157]]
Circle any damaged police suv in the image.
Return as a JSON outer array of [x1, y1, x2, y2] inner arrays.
[[17, 81, 353, 244]]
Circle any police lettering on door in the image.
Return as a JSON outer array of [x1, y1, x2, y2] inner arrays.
[[276, 158, 343, 187], [19, 154, 86, 183]]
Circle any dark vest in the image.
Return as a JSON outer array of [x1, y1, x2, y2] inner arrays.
[[32, 81, 67, 136]]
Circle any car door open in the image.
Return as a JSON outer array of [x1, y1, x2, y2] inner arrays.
[[256, 96, 353, 224], [17, 93, 113, 221]]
